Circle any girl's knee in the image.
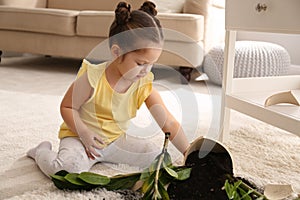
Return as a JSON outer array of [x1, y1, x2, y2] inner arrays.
[[57, 153, 91, 173], [57, 137, 91, 173]]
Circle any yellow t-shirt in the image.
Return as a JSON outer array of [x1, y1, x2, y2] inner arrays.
[[58, 59, 154, 146]]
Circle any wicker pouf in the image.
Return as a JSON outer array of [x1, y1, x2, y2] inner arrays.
[[203, 41, 291, 85]]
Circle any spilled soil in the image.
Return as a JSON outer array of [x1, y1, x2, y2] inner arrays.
[[167, 150, 233, 200]]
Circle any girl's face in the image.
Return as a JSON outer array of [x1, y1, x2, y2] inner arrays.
[[117, 48, 162, 82]]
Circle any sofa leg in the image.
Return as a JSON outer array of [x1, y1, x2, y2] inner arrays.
[[179, 66, 193, 84], [0, 50, 2, 63]]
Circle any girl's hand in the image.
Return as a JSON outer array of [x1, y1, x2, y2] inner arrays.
[[60, 72, 105, 160], [78, 129, 104, 160]]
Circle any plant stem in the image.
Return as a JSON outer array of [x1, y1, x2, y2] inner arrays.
[[154, 133, 170, 199]]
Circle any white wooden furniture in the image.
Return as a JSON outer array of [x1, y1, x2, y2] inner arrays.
[[220, 0, 300, 141]]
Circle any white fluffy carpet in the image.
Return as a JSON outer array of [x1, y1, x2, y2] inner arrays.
[[0, 88, 300, 200]]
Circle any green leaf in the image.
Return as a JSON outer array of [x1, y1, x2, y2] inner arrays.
[[106, 173, 140, 190], [234, 180, 242, 189], [233, 191, 240, 200], [157, 180, 170, 200], [142, 186, 154, 200], [238, 187, 253, 200], [50, 174, 82, 190], [65, 173, 97, 190], [55, 170, 69, 177], [65, 173, 88, 186], [157, 171, 172, 186], [175, 167, 191, 180], [163, 166, 178, 179], [163, 151, 172, 167], [50, 174, 68, 190], [224, 180, 235, 199], [141, 174, 155, 194], [78, 172, 110, 185], [140, 170, 150, 181], [149, 157, 159, 173]]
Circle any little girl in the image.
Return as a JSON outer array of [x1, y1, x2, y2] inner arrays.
[[27, 1, 190, 177]]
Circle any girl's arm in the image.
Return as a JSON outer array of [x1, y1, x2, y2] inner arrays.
[[60, 72, 104, 159], [145, 88, 190, 154]]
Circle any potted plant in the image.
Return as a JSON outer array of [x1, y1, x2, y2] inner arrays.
[[51, 134, 267, 199], [167, 137, 266, 200]]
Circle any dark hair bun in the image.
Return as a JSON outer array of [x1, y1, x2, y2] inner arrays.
[[115, 2, 131, 25], [140, 1, 157, 16]]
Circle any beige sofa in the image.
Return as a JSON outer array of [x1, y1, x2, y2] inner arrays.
[[0, 0, 225, 82]]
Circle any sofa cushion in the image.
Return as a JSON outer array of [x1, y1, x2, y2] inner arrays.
[[0, 0, 47, 8], [151, 0, 185, 13], [77, 11, 204, 42], [183, 0, 210, 16], [158, 13, 204, 42], [0, 6, 79, 36], [183, 0, 225, 15], [47, 0, 144, 11], [183, 0, 225, 51], [76, 11, 114, 37]]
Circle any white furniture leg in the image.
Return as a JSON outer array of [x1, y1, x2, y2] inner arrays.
[[219, 30, 236, 142]]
